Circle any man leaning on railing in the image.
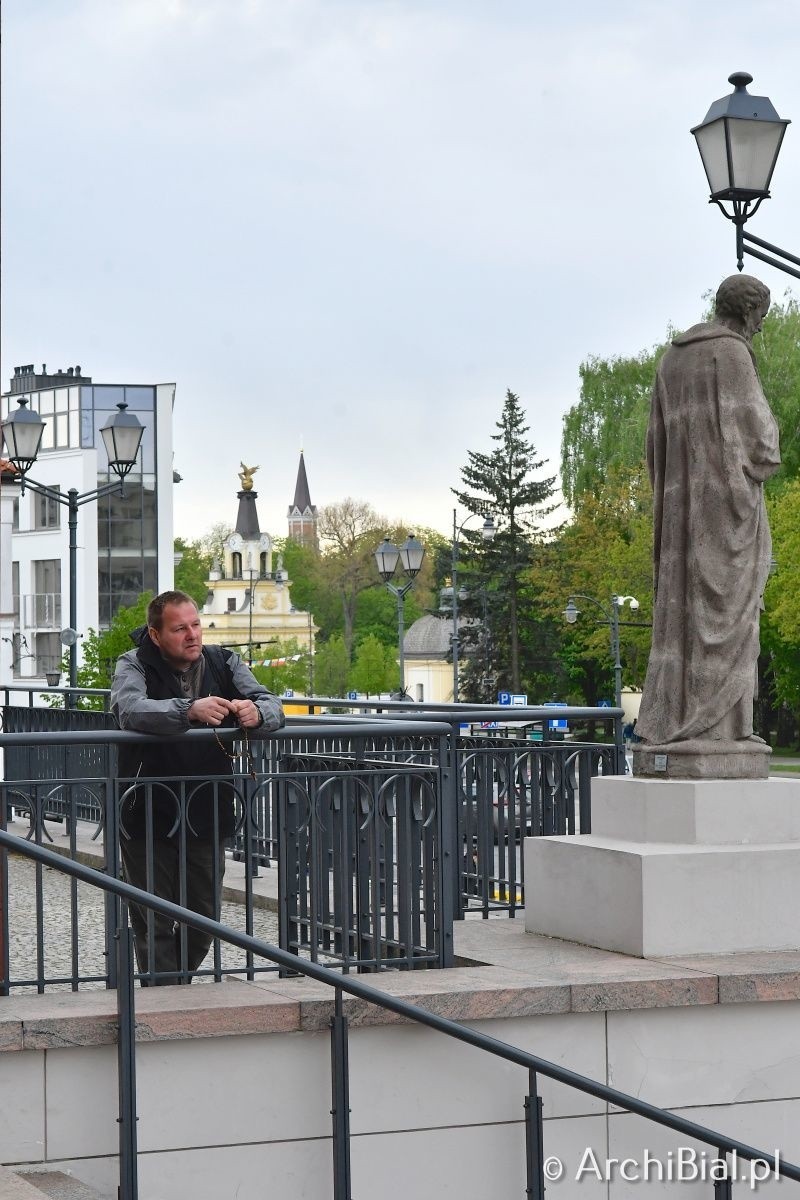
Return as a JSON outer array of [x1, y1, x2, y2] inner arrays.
[[111, 589, 284, 983]]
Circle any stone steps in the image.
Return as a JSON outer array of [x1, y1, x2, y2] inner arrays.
[[0, 1167, 109, 1199]]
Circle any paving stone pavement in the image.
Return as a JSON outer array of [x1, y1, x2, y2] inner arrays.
[[5, 852, 281, 992]]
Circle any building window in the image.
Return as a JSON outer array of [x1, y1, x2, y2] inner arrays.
[[416, 683, 424, 702], [259, 552, 268, 577], [231, 552, 242, 579], [33, 486, 61, 530], [227, 597, 237, 612], [12, 561, 20, 627], [34, 631, 61, 676], [30, 559, 62, 626], [12, 497, 19, 530]]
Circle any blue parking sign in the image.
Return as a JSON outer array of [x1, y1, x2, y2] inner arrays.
[[497, 691, 511, 705], [347, 691, 358, 701]]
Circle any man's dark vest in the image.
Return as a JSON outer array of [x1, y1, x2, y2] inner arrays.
[[118, 638, 241, 841]]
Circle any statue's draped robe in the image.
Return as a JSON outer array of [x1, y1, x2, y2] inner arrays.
[[636, 323, 780, 745]]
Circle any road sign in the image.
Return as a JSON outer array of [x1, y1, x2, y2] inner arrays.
[[510, 694, 528, 707], [347, 691, 358, 701], [544, 702, 568, 730], [283, 689, 294, 699], [481, 721, 499, 729], [497, 691, 511, 705], [598, 699, 612, 708]]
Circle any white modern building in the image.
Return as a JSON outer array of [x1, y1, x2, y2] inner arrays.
[[1, 364, 176, 683]]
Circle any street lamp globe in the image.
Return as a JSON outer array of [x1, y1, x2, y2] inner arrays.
[[563, 599, 579, 625], [100, 402, 145, 480], [398, 533, 425, 578], [374, 538, 400, 582], [481, 515, 496, 542], [1, 398, 46, 474], [692, 73, 789, 204]]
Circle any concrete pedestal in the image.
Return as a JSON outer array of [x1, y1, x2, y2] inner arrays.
[[524, 777, 800, 958]]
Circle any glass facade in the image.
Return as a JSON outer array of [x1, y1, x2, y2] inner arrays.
[[2, 380, 161, 631]]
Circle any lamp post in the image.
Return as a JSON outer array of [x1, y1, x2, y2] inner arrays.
[[450, 508, 495, 702], [2, 398, 144, 700], [374, 534, 426, 699], [692, 72, 799, 279], [563, 593, 640, 774]]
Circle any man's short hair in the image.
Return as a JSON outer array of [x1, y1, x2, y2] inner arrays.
[[715, 274, 770, 322], [147, 590, 198, 631]]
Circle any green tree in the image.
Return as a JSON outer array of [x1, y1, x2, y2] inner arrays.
[[453, 389, 557, 695], [251, 638, 309, 696], [560, 294, 799, 507], [535, 468, 653, 704], [350, 633, 397, 695], [314, 634, 350, 698], [756, 294, 800, 487], [560, 343, 668, 507], [60, 592, 152, 709], [762, 478, 800, 741], [174, 537, 212, 607]]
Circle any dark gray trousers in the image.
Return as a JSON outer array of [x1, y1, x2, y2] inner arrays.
[[120, 836, 225, 984]]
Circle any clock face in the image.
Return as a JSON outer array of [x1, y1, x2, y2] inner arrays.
[[227, 533, 243, 552], [258, 534, 271, 552]]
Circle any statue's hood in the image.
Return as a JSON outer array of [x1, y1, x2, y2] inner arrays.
[[672, 322, 750, 349]]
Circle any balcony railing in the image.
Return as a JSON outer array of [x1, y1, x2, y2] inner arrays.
[[21, 591, 62, 628]]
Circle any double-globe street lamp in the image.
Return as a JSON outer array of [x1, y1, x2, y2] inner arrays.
[[563, 593, 640, 774], [374, 534, 425, 699], [450, 508, 495, 702], [2, 397, 144, 698], [692, 72, 799, 280]]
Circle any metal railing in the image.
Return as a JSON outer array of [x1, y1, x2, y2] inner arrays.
[[1, 828, 797, 1200], [1, 721, 454, 987]]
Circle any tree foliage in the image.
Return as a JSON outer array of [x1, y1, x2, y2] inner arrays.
[[349, 633, 398, 695], [453, 389, 558, 697], [762, 478, 800, 734], [251, 638, 309, 696], [560, 343, 668, 507], [560, 295, 799, 506], [174, 537, 212, 607], [535, 468, 653, 702], [313, 634, 350, 698], [60, 592, 152, 709]]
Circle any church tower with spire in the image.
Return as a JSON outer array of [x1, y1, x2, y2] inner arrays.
[[287, 450, 318, 548]]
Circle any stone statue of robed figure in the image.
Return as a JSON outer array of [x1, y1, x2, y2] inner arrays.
[[634, 274, 781, 779]]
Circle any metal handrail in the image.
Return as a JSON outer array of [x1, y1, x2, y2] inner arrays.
[[1, 826, 797, 1199]]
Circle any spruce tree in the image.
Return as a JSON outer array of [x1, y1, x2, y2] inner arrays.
[[452, 389, 557, 697]]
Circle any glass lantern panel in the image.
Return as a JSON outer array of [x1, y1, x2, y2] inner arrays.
[[694, 119, 730, 195], [728, 119, 786, 193]]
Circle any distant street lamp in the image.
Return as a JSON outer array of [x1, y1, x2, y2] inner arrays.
[[692, 72, 799, 279], [374, 534, 426, 699], [2, 398, 144, 699], [450, 508, 495, 702], [563, 593, 640, 774]]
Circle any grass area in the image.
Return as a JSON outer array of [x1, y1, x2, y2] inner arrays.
[[770, 746, 800, 757], [770, 764, 800, 774]]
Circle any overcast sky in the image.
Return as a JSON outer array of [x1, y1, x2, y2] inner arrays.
[[2, 0, 798, 544]]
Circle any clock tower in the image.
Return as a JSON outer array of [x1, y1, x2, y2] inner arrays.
[[200, 470, 316, 666]]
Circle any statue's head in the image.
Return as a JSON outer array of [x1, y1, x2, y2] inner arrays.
[[715, 274, 770, 340]]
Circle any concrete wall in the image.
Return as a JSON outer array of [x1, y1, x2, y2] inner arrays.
[[3, 1002, 799, 1198]]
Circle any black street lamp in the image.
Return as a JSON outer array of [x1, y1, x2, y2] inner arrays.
[[563, 593, 640, 774], [450, 508, 495, 702], [374, 533, 425, 699], [2, 398, 144, 700], [692, 72, 799, 279]]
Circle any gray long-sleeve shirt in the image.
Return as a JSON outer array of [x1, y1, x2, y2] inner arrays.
[[112, 647, 285, 735]]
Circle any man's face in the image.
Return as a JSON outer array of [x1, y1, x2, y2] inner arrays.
[[150, 601, 203, 670]]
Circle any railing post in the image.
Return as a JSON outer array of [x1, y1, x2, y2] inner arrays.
[[116, 901, 139, 1200], [437, 732, 456, 966], [330, 987, 352, 1200], [524, 1069, 545, 1200], [714, 1149, 733, 1198]]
